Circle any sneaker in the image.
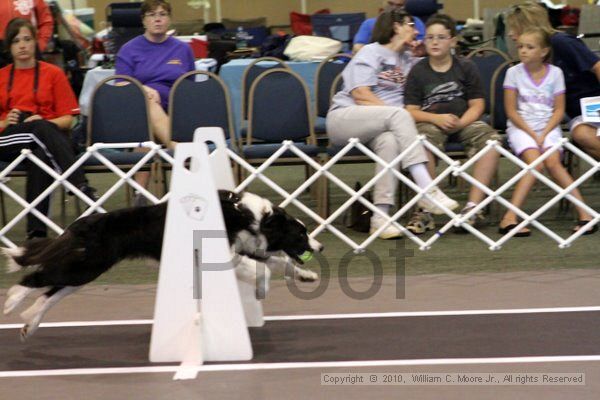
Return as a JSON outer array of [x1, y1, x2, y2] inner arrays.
[[370, 213, 403, 240], [455, 204, 485, 233], [133, 192, 149, 207], [417, 186, 459, 215], [406, 209, 435, 235]]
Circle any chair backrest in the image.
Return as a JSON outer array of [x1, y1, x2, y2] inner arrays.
[[169, 70, 235, 146], [405, 0, 443, 22], [315, 53, 352, 118], [489, 60, 518, 132], [106, 2, 144, 54], [311, 13, 365, 53], [241, 57, 290, 120], [87, 75, 151, 145], [329, 73, 344, 105], [467, 47, 512, 114], [247, 68, 315, 144]]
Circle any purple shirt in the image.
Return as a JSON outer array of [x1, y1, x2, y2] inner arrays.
[[116, 35, 195, 110]]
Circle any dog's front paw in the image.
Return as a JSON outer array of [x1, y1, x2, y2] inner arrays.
[[296, 268, 318, 282]]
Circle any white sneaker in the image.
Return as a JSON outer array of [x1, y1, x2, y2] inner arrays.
[[417, 186, 459, 215], [370, 214, 403, 239]]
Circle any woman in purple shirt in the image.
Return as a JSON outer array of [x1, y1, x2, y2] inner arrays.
[[115, 0, 195, 146]]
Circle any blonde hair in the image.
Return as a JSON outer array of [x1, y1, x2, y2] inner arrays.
[[505, 1, 557, 37], [520, 27, 553, 63]]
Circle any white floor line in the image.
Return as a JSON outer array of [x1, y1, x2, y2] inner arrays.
[[0, 319, 153, 330], [2, 355, 600, 379], [262, 306, 600, 321], [2, 305, 600, 330]]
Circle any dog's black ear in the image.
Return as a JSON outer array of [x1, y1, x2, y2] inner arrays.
[[260, 208, 287, 233]]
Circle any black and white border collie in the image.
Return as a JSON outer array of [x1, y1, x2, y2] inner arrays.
[[3, 190, 322, 340]]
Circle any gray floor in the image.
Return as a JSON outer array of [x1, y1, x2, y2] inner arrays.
[[1, 270, 600, 399]]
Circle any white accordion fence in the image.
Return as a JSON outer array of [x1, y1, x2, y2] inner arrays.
[[0, 129, 598, 252]]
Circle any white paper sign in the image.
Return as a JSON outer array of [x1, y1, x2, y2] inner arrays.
[[580, 96, 600, 123]]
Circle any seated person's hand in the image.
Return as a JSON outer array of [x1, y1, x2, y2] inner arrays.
[[535, 133, 546, 148], [4, 109, 20, 126], [23, 114, 42, 123], [410, 40, 426, 57], [434, 114, 460, 132], [142, 85, 161, 105]]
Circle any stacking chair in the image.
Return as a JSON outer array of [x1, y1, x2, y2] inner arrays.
[[167, 70, 239, 181], [106, 2, 144, 54], [87, 75, 153, 159], [242, 68, 325, 214], [489, 60, 517, 133], [170, 71, 235, 144], [311, 13, 365, 53], [240, 57, 290, 123], [85, 75, 155, 203], [314, 53, 351, 139], [405, 0, 443, 22], [467, 47, 512, 119]]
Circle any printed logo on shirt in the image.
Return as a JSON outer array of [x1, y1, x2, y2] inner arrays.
[[517, 91, 554, 108], [13, 0, 34, 15], [377, 64, 406, 89], [422, 82, 464, 111], [167, 59, 183, 65]]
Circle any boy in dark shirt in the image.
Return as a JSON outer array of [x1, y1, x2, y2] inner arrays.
[[404, 14, 501, 233]]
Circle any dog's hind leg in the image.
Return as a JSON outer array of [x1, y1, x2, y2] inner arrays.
[[3, 285, 38, 315], [20, 286, 80, 341]]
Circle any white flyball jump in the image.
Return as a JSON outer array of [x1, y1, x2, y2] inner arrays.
[[149, 128, 262, 379]]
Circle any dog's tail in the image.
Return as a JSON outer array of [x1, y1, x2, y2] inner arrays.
[[1, 246, 28, 273], [2, 232, 79, 273]]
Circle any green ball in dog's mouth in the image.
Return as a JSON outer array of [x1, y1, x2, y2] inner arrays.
[[299, 251, 313, 262]]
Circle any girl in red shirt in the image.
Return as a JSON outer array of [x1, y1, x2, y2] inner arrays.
[[0, 18, 95, 239]]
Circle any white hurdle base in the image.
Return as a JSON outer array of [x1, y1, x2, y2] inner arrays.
[[150, 128, 261, 379]]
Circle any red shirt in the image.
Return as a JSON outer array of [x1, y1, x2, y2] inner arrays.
[[0, 62, 79, 133]]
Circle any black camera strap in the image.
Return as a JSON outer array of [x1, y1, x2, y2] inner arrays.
[[5, 61, 39, 113]]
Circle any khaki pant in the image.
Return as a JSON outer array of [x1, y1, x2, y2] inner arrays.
[[416, 121, 501, 159], [327, 106, 428, 205]]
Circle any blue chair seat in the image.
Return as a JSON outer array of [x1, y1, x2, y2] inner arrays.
[[81, 150, 151, 167], [326, 144, 370, 158], [243, 143, 321, 159], [444, 140, 466, 153], [162, 139, 239, 158]]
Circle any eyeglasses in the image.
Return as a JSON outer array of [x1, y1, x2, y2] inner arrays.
[[404, 21, 415, 27], [424, 34, 452, 42], [144, 12, 170, 18]]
